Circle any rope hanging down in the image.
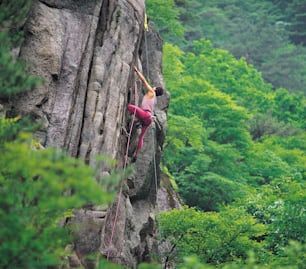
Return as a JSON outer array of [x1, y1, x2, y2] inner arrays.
[[107, 12, 153, 261], [106, 80, 139, 261], [152, 125, 158, 204], [144, 13, 158, 198]]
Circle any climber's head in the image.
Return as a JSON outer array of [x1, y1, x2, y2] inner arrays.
[[154, 86, 164, 96]]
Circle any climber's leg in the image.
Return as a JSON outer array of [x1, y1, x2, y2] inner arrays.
[[128, 104, 150, 122], [128, 104, 152, 159]]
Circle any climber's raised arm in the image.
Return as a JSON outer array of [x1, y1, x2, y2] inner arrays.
[[128, 66, 165, 161], [134, 66, 155, 97]]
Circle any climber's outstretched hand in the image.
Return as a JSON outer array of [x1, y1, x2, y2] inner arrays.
[[134, 66, 154, 97]]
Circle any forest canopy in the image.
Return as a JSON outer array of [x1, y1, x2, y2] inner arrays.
[[147, 0, 305, 268], [147, 0, 306, 93]]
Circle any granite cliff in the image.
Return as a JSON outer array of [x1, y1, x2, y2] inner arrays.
[[7, 0, 181, 268]]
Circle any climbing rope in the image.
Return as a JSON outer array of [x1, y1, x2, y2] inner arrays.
[[106, 80, 139, 261], [144, 13, 159, 214], [106, 13, 159, 261], [144, 12, 161, 232], [152, 123, 158, 197]]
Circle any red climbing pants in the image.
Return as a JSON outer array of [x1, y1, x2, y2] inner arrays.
[[127, 104, 153, 152]]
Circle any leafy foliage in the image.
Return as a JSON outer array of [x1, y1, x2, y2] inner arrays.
[[0, 0, 33, 31], [148, 0, 306, 93], [176, 172, 247, 211], [0, 1, 40, 99], [273, 88, 306, 128], [276, 0, 306, 46], [146, 0, 184, 44], [0, 31, 40, 99], [241, 177, 306, 253], [161, 37, 305, 217], [146, 1, 306, 267], [0, 122, 114, 268], [160, 207, 267, 266]]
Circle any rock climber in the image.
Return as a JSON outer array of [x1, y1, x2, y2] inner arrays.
[[127, 66, 164, 160]]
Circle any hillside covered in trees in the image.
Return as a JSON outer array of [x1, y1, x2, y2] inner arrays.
[[147, 0, 305, 268], [150, 0, 306, 94]]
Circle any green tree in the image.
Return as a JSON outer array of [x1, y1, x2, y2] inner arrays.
[[0, 31, 40, 99], [241, 177, 305, 255], [258, 135, 306, 181], [146, 0, 184, 44], [281, 0, 306, 45], [172, 0, 306, 93], [244, 146, 291, 185], [0, 121, 115, 268], [150, 1, 306, 268], [171, 89, 252, 151], [0, 0, 33, 32], [273, 87, 306, 128], [163, 114, 206, 172], [162, 37, 305, 210], [0, 0, 39, 99], [177, 172, 247, 211], [162, 43, 185, 97], [160, 207, 267, 266]]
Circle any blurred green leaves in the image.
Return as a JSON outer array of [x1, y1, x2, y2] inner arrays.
[[0, 1, 41, 99], [0, 125, 114, 268]]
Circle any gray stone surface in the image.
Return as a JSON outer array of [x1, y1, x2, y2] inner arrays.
[[8, 0, 175, 268]]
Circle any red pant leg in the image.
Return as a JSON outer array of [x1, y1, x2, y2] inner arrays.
[[128, 104, 152, 125], [127, 104, 153, 154]]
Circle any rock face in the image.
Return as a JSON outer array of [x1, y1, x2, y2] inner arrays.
[[9, 0, 173, 268]]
